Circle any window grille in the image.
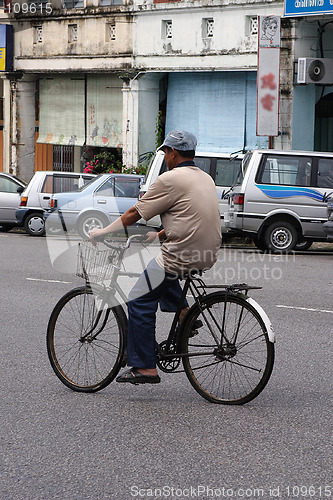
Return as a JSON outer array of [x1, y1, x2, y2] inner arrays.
[[35, 26, 43, 43], [165, 20, 172, 39], [53, 146, 74, 172], [206, 19, 214, 37], [68, 24, 78, 43], [109, 23, 116, 40], [202, 18, 214, 39], [250, 16, 258, 36]]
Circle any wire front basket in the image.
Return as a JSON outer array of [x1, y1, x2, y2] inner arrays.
[[76, 241, 124, 284]]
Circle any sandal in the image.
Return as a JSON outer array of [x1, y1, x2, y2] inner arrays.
[[116, 368, 161, 385]]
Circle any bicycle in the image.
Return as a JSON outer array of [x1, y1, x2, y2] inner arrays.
[[46, 235, 275, 405]]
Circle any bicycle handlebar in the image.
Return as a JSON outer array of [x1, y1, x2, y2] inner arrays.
[[91, 233, 147, 249], [125, 234, 147, 248]]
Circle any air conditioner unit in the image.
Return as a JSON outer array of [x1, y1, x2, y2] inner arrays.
[[297, 58, 333, 85]]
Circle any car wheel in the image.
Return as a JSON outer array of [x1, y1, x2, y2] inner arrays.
[[24, 213, 45, 236], [253, 235, 267, 252], [264, 221, 298, 253], [0, 224, 14, 232], [77, 213, 109, 239], [294, 239, 313, 251]]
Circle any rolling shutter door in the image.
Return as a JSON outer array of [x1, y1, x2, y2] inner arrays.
[[166, 72, 268, 153]]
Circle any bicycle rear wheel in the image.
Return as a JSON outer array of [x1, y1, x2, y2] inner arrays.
[[181, 292, 274, 404], [47, 286, 127, 392]]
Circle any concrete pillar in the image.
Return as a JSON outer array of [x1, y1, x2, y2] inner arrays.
[[122, 76, 139, 169], [122, 73, 160, 169], [12, 75, 36, 180]]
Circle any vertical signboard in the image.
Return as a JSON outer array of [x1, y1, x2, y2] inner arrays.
[[256, 16, 281, 137], [0, 25, 13, 72]]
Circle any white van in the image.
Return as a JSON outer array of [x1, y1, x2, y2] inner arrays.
[[139, 150, 243, 231], [224, 149, 333, 252]]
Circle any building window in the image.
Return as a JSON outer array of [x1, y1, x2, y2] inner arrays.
[[202, 18, 214, 38], [33, 26, 43, 44], [63, 0, 84, 8], [162, 20, 173, 39], [68, 24, 78, 43], [105, 22, 116, 42], [248, 16, 258, 36], [100, 0, 122, 5]]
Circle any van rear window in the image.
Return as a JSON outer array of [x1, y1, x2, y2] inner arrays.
[[194, 157, 211, 174], [258, 156, 312, 186], [215, 159, 242, 187]]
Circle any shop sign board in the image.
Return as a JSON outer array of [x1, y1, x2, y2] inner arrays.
[[257, 16, 281, 137], [284, 0, 333, 17], [0, 25, 13, 72]]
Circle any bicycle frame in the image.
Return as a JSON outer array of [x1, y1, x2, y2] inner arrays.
[[83, 236, 275, 360]]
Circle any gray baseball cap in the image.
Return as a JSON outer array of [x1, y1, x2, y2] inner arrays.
[[158, 130, 197, 152]]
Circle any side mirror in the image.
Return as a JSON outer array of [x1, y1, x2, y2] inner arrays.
[[17, 186, 24, 194]]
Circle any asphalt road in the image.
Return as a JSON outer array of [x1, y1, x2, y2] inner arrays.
[[1, 232, 332, 500]]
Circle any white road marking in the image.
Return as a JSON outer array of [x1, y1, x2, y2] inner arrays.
[[277, 305, 333, 314], [27, 278, 72, 284]]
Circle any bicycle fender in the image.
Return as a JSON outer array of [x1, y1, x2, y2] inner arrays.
[[245, 296, 276, 343]]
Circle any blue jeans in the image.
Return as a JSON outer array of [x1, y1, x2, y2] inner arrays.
[[127, 258, 189, 369]]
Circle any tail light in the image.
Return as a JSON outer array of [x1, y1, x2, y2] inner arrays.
[[232, 193, 244, 210], [50, 199, 57, 209], [20, 196, 28, 207]]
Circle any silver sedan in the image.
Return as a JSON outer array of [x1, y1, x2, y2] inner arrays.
[[0, 173, 27, 232]]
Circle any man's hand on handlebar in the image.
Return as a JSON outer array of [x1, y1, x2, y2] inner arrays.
[[144, 231, 160, 244], [89, 227, 105, 246]]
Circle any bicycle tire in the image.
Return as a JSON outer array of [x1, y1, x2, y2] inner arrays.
[[181, 292, 274, 405], [47, 286, 127, 392]]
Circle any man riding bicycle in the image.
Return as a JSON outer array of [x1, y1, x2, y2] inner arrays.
[[89, 130, 221, 385]]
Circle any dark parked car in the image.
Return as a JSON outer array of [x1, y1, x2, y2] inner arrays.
[[44, 173, 144, 238], [0, 172, 27, 232], [323, 196, 333, 242]]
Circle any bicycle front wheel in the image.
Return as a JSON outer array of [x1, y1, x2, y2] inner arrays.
[[181, 292, 274, 404], [47, 286, 127, 392]]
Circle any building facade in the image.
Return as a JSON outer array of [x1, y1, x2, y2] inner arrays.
[[2, 0, 331, 179]]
